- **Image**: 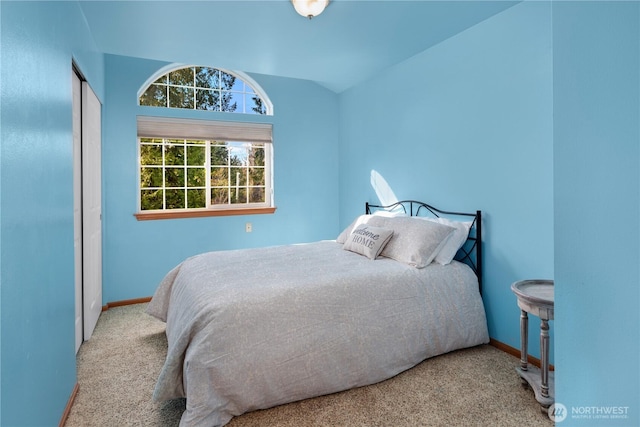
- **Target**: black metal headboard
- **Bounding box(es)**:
[365,200,483,294]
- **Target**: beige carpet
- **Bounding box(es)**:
[65,304,553,427]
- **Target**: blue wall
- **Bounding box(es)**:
[339,1,554,361]
[0,1,104,425]
[101,55,340,303]
[553,2,639,425]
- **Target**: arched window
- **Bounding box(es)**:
[139,66,271,115]
[135,66,275,221]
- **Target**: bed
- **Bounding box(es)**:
[146,200,489,426]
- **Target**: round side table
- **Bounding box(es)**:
[511,279,554,409]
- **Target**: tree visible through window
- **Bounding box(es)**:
[140,66,267,114]
[136,67,273,220]
[139,137,269,211]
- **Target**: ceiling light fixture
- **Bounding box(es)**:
[291,0,329,19]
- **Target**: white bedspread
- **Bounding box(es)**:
[147,241,489,426]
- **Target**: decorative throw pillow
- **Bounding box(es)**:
[336,210,407,244]
[336,215,381,243]
[342,224,394,260]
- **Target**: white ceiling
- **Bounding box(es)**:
[79,0,518,93]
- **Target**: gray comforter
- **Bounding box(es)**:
[146,241,489,426]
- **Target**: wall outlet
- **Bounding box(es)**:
[245,222,252,233]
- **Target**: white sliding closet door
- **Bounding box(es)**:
[72,72,83,353]
[81,80,103,342]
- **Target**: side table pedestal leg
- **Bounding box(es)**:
[540,319,550,399]
[520,310,529,369]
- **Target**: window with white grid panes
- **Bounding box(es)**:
[139,67,267,115]
[139,138,271,212]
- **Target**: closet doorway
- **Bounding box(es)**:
[72,66,103,354]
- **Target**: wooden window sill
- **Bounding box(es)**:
[135,207,276,221]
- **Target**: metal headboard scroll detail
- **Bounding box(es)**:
[365,200,483,295]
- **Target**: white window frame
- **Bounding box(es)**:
[137,65,273,115]
[135,116,275,220]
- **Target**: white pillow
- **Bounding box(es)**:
[421,217,473,265]
[372,209,407,217]
[342,224,394,260]
[375,216,455,268]
[337,215,456,267]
